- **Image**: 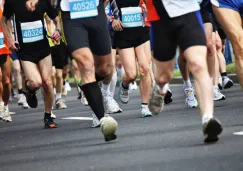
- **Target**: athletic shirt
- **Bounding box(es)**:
[199,0,213,13]
[147,0,160,21]
[114,0,148,40]
[3,0,58,55]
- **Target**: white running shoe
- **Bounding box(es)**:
[0,105,4,120]
[65,81,72,92]
[18,94,25,105]
[20,95,29,109]
[100,114,118,142]
[62,87,68,96]
[184,86,198,108]
[55,99,67,109]
[222,77,234,89]
[103,92,122,114]
[129,81,138,90]
[92,113,100,128]
[218,76,223,90]
[213,86,226,101]
[51,112,56,119]
[141,104,153,118]
[3,108,12,122]
[119,83,129,103]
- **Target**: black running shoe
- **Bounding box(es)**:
[24,81,38,108]
[77,92,82,100]
[164,90,173,104]
[203,118,223,143]
[44,116,58,129]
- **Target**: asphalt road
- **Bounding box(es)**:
[0,84,243,171]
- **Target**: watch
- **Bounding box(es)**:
[109,17,114,23]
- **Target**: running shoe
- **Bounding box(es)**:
[103,91,122,114]
[184,86,198,108]
[148,86,165,115]
[3,108,12,122]
[80,92,89,106]
[24,82,38,108]
[213,86,226,101]
[65,81,72,92]
[141,104,153,118]
[51,112,56,119]
[218,76,223,90]
[18,94,25,105]
[44,115,57,129]
[55,98,67,109]
[92,113,101,128]
[119,83,129,103]
[203,118,222,143]
[164,88,173,104]
[62,87,68,96]
[222,76,234,89]
[100,114,118,142]
[22,100,30,109]
[0,105,4,120]
[77,92,82,100]
[129,81,138,90]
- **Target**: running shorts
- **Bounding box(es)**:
[200,9,217,32]
[51,41,68,69]
[114,27,150,49]
[151,0,206,62]
[11,51,19,61]
[0,54,8,66]
[62,3,111,56]
[211,0,243,16]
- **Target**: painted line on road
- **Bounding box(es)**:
[62,117,92,121]
[9,112,16,115]
[233,131,243,135]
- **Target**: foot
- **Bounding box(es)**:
[3,109,12,122]
[203,118,222,143]
[92,113,101,128]
[62,87,68,96]
[184,86,198,108]
[55,98,67,109]
[44,114,58,129]
[81,94,89,106]
[21,95,29,109]
[103,92,122,114]
[0,105,4,120]
[119,83,129,104]
[100,114,118,142]
[77,92,82,100]
[148,86,165,115]
[129,82,138,90]
[65,81,72,92]
[222,76,234,89]
[213,86,226,101]
[164,88,173,104]
[18,94,25,105]
[51,112,56,119]
[24,83,38,108]
[141,104,153,118]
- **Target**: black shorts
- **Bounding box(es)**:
[151,0,206,62]
[62,3,111,56]
[114,27,150,49]
[200,9,217,32]
[17,47,51,64]
[51,42,68,69]
[0,54,8,66]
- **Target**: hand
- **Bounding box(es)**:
[25,0,39,12]
[112,19,123,31]
[9,39,19,51]
[50,30,61,42]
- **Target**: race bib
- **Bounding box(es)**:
[21,20,44,43]
[69,0,98,19]
[105,2,110,14]
[121,7,143,28]
[0,32,5,49]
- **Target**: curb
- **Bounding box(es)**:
[70,74,239,87]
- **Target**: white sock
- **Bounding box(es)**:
[202,114,213,124]
[0,102,4,107]
[156,83,169,94]
[55,93,61,101]
[183,79,192,88]
[4,105,9,112]
[109,71,117,97]
[102,82,110,95]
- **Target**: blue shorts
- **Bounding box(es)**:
[11,51,19,61]
[211,0,243,16]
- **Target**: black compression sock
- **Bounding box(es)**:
[44,112,51,118]
[81,82,105,120]
[18,89,23,94]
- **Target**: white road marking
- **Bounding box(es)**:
[233,131,243,135]
[62,117,92,121]
[9,112,16,115]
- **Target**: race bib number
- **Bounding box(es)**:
[121,7,143,28]
[105,2,110,14]
[21,20,44,43]
[0,32,5,49]
[69,0,98,19]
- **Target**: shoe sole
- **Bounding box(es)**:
[224,81,233,89]
[107,109,123,114]
[214,96,226,101]
[105,134,117,142]
[204,119,223,143]
[142,114,153,118]
[44,124,58,129]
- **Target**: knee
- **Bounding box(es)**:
[155,73,172,85]
[96,63,114,77]
[206,40,214,56]
[2,77,10,87]
[42,77,53,89]
[75,53,94,72]
[231,33,243,60]
[13,65,21,74]
[56,71,63,80]
[126,70,137,82]
[139,64,150,78]
[28,78,42,89]
[216,40,222,52]
[189,60,205,74]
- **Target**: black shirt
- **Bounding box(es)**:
[3,0,58,55]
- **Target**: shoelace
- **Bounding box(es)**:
[141,106,151,114]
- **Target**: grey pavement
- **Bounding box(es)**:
[0,85,243,171]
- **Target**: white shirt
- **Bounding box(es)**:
[162,0,200,18]
[60,0,100,11]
